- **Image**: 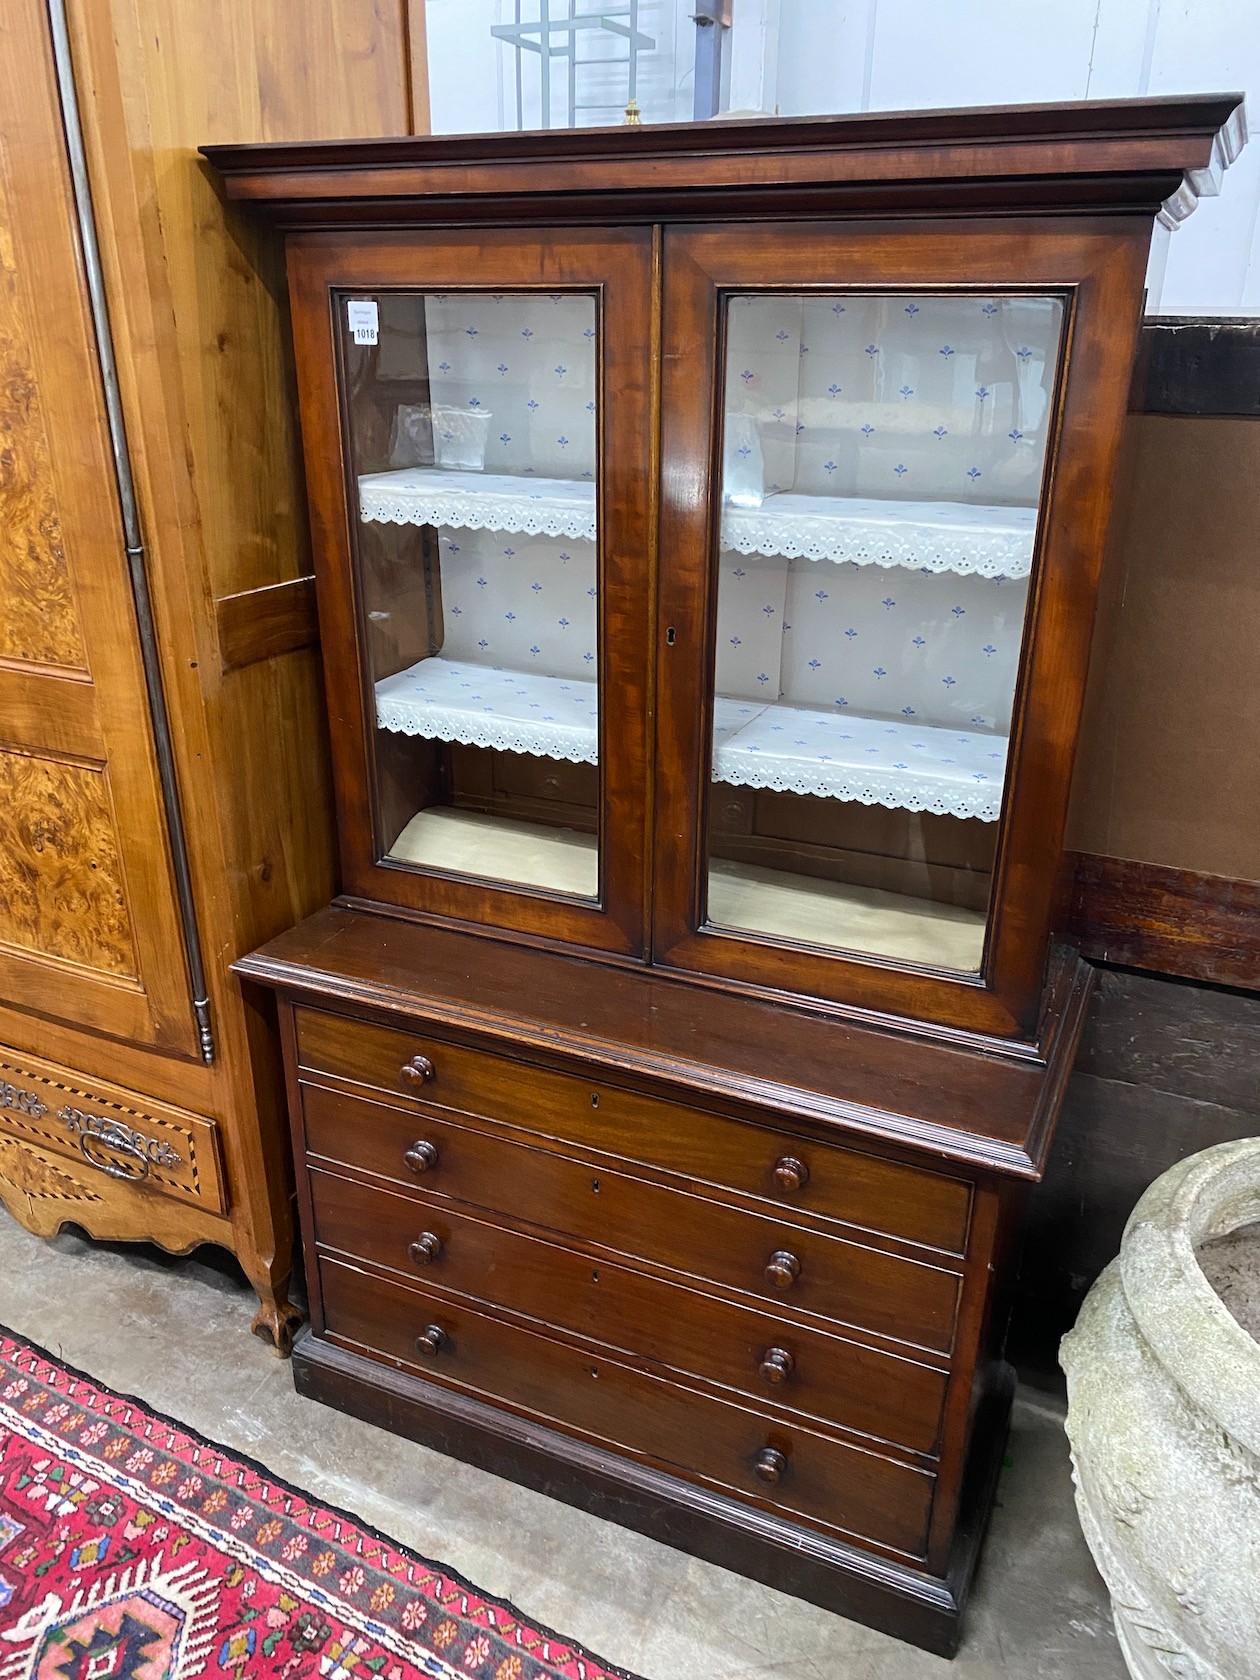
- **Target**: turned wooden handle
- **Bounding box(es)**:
[764,1249,801,1290]
[403,1139,439,1175]
[409,1232,443,1266]
[773,1155,809,1192]
[753,1447,788,1485]
[759,1346,795,1384]
[415,1324,447,1357]
[400,1054,436,1085]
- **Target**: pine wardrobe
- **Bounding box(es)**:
[212,97,1243,1651]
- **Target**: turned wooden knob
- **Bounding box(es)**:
[403,1139,439,1175]
[764,1250,801,1290]
[759,1346,795,1385]
[415,1324,447,1357]
[409,1232,443,1266]
[753,1447,788,1485]
[400,1054,436,1085]
[773,1155,809,1193]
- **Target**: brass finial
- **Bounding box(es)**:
[623,98,641,126]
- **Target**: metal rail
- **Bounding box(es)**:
[492,1,653,129]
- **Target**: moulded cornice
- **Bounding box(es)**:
[203,93,1246,231]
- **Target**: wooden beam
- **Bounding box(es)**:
[1068,853,1260,990]
[404,0,431,137]
[216,576,319,672]
[1130,318,1260,416]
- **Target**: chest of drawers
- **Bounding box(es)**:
[289,998,977,1563]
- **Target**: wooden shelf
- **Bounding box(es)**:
[358,468,1035,577]
[712,697,1008,822]
[373,657,599,764]
[374,659,1006,819]
[720,491,1037,577]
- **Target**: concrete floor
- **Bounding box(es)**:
[0,1207,1128,1679]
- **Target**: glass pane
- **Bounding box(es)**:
[340,290,600,899]
[706,292,1065,972]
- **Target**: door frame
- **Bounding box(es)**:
[651,217,1150,1038]
[285,227,656,958]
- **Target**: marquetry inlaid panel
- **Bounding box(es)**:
[0,159,87,672]
[0,1045,226,1213]
[0,748,138,976]
[0,1132,101,1208]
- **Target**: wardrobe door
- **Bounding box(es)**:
[0,0,200,1055]
[287,229,654,957]
[653,220,1148,1036]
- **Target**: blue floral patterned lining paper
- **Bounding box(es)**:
[356,290,1063,826]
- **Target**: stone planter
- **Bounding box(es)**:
[1062,1138,1260,1680]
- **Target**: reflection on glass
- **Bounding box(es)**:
[706,292,1064,972]
[341,291,600,898]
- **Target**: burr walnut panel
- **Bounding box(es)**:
[0,153,86,672]
[0,748,138,977]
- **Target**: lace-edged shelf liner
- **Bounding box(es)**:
[711,697,1008,821]
[357,469,1037,578]
[359,469,598,541]
[721,493,1037,578]
[375,657,599,764]
[374,657,1008,820]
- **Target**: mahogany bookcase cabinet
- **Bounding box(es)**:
[211,97,1243,1653]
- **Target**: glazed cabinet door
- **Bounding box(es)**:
[286,230,654,956]
[653,221,1148,1035]
[0,0,201,1055]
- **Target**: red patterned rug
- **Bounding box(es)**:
[0,1329,638,1680]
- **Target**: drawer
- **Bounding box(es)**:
[302,1084,961,1354]
[310,1165,949,1454]
[319,1254,936,1560]
[0,1048,225,1214]
[295,1007,971,1255]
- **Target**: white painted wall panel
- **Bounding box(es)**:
[861,0,1102,113]
[769,0,1255,313]
[426,0,503,132]
[423,0,1256,312]
[1143,0,1260,310]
